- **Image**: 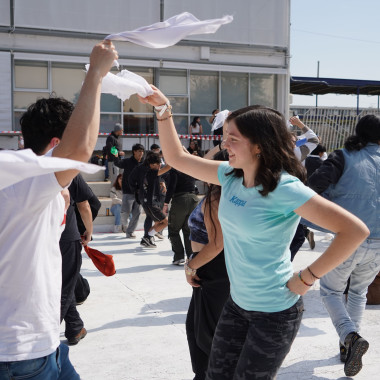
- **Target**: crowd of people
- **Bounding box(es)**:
[0,39,379,380]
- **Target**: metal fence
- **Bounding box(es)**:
[290,107,380,152]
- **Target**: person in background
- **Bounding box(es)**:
[186,149,230,380]
[209,109,223,147]
[188,139,203,157]
[110,174,123,233]
[289,116,320,257]
[189,116,203,149]
[139,85,368,379]
[129,152,171,248]
[60,174,94,346]
[305,144,327,181]
[114,143,145,238]
[165,168,199,265]
[106,123,125,184]
[308,114,380,377]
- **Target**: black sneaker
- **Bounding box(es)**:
[340,342,347,363]
[147,236,157,247]
[140,237,155,248]
[344,332,369,377]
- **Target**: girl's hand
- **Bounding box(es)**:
[186,272,201,288]
[286,272,313,295]
[137,85,169,107]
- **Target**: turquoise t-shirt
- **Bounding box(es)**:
[217,162,316,312]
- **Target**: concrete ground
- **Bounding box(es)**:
[62,229,380,380]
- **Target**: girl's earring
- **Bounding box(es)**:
[256,153,261,158]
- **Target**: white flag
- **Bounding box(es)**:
[105,12,233,48]
[0,149,104,191]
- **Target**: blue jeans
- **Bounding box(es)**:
[121,194,141,234]
[320,239,380,344]
[111,204,121,225]
[0,343,79,380]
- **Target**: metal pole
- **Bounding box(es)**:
[357,87,360,115]
[316,61,320,108]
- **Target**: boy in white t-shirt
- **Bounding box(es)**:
[0,41,118,379]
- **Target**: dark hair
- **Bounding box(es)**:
[20,97,74,154]
[226,105,306,196]
[191,116,200,126]
[212,109,219,115]
[345,114,380,151]
[144,151,161,166]
[113,174,123,190]
[132,143,145,152]
[205,149,229,243]
[150,143,160,150]
[310,144,327,155]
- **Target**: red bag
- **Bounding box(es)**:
[84,245,116,277]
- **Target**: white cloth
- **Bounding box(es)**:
[0,150,66,360]
[105,12,233,48]
[88,65,154,101]
[0,149,104,191]
[212,109,229,131]
[190,123,201,134]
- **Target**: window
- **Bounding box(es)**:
[221,72,248,110]
[190,71,218,115]
[250,74,276,108]
[51,62,86,104]
[15,60,48,89]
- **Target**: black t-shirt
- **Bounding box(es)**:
[60,174,94,242]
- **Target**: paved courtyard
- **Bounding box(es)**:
[63,229,380,379]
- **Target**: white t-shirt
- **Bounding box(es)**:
[0,171,65,361]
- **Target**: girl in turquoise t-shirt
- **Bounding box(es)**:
[138,86,369,379]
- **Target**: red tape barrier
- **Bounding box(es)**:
[0,131,222,140]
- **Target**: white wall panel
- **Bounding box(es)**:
[14,0,160,35]
[164,0,290,47]
[0,52,12,130]
[0,0,10,26]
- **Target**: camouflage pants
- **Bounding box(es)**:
[206,296,304,380]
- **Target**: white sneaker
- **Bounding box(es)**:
[114,225,121,233]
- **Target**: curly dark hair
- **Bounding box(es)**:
[20,96,74,154]
[226,105,306,196]
[345,114,380,151]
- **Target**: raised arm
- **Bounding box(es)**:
[53,40,118,187]
[287,194,369,295]
[138,86,221,185]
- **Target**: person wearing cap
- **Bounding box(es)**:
[105,123,125,184]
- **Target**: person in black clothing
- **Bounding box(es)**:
[305,144,327,181]
[60,173,94,345]
[114,143,145,238]
[106,123,125,184]
[165,169,199,264]
[129,152,171,248]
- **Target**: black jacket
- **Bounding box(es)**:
[165,169,196,203]
[105,132,122,162]
[308,150,345,194]
[129,165,160,206]
[114,155,142,194]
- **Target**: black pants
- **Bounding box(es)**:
[212,127,223,147]
[186,252,230,380]
[60,239,84,338]
[290,222,306,262]
[206,297,304,380]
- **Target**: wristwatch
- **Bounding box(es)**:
[154,101,172,117]
[185,260,197,277]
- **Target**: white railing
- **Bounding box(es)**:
[290,106,380,152]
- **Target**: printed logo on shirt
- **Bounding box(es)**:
[229,195,247,207]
